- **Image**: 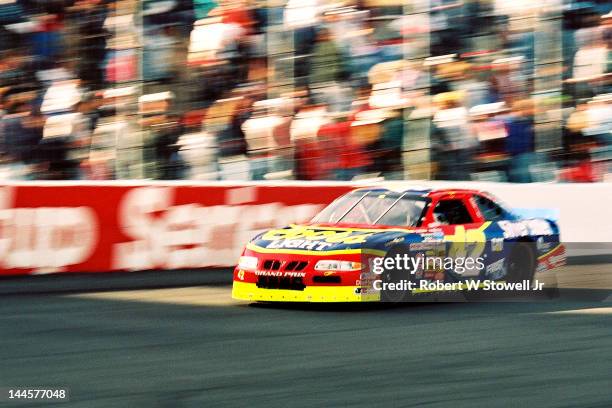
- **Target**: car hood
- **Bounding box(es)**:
[248,224,421,253]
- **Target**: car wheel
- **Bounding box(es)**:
[380,246,414,303]
[505,242,536,283]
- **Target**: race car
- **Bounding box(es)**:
[232,187,566,302]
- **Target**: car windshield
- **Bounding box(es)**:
[312,191,428,227]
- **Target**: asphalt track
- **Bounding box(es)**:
[1,265,612,408]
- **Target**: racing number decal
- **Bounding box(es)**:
[444,223,489,276]
[445,226,486,258]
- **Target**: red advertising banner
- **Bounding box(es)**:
[0,183,353,276]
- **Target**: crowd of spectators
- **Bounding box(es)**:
[0,0,610,182]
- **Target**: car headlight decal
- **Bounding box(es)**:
[238,256,258,271]
[314,260,361,271]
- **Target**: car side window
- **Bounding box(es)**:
[432,199,473,225]
[473,195,506,221]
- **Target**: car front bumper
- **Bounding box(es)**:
[232,281,380,302]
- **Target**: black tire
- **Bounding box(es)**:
[505,242,536,283]
[380,246,414,303]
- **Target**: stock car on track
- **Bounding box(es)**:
[232,187,566,302]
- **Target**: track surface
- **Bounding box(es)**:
[1,266,612,407]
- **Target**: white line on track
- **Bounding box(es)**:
[69,286,245,307]
[536,265,612,290]
[548,307,612,315]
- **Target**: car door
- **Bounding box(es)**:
[424,194,488,278]
[468,193,514,280]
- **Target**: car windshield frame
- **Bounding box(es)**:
[311,191,430,227]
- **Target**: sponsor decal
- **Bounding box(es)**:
[261,228,374,244]
[536,236,551,251]
[549,254,566,267]
[254,270,306,278]
[385,237,405,247]
[497,220,529,239]
[0,186,98,271]
[420,231,445,242]
[358,271,377,294]
[491,237,504,252]
[323,271,336,276]
[113,187,324,270]
[537,245,566,270]
[525,219,553,236]
[421,231,444,242]
[485,258,505,279]
[409,242,439,251]
[266,239,334,251]
[498,220,553,239]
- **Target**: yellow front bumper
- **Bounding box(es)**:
[232,281,380,303]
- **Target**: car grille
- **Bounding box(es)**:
[256,259,309,291]
[262,260,282,271]
[256,276,306,291]
[261,259,308,272]
[284,260,308,271]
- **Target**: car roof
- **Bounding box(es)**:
[353,187,484,198]
[426,188,484,198]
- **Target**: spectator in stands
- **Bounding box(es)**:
[449,62,492,109]
[67,0,108,90]
[571,24,609,99]
[309,28,343,87]
[505,99,535,183]
[432,91,477,180]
